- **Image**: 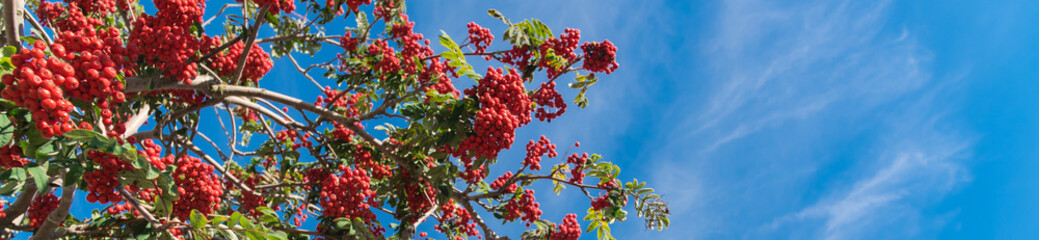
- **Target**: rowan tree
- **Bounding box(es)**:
[0,0,669,239]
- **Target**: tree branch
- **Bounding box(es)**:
[31,171,76,240]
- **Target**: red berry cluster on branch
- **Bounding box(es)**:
[236,174,268,217]
[84,151,133,204]
[590,181,627,211]
[236,107,259,123]
[501,46,533,69]
[502,189,542,225]
[436,200,479,237]
[339,32,360,51]
[3,43,77,138]
[153,0,205,27]
[418,57,460,100]
[171,156,223,220]
[344,0,373,14]
[353,145,391,179]
[449,68,532,182]
[37,2,103,31]
[567,153,589,184]
[0,145,27,169]
[549,214,581,240]
[489,171,517,193]
[581,40,619,74]
[524,136,557,170]
[204,37,274,84]
[64,0,117,14]
[28,192,60,228]
[398,167,437,214]
[467,22,493,55]
[392,15,434,75]
[367,40,401,75]
[317,166,381,234]
[132,141,172,202]
[533,81,566,122]
[53,25,130,137]
[128,0,205,84]
[540,28,581,80]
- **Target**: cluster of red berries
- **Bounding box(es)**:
[0,145,27,169]
[489,171,517,192]
[3,42,77,138]
[106,203,136,215]
[501,45,533,69]
[204,37,274,84]
[339,32,360,51]
[451,68,532,160]
[317,166,381,234]
[236,107,259,123]
[467,22,494,55]
[342,0,373,14]
[368,40,401,75]
[524,136,557,170]
[84,151,133,204]
[581,40,619,74]
[237,0,295,14]
[418,57,460,101]
[117,0,136,10]
[449,68,532,182]
[132,140,172,202]
[533,81,566,122]
[0,202,5,219]
[399,168,436,214]
[567,153,589,184]
[549,214,581,240]
[128,16,200,84]
[591,180,626,211]
[65,0,117,14]
[372,1,397,22]
[317,86,365,115]
[28,192,59,228]
[540,28,581,80]
[275,130,311,150]
[237,175,268,217]
[128,0,205,84]
[171,156,224,220]
[54,26,129,137]
[502,189,542,225]
[392,15,434,75]
[436,200,479,237]
[37,2,104,32]
[153,0,205,27]
[353,145,391,179]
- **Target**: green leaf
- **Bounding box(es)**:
[27,164,47,192]
[267,231,288,240]
[0,116,13,145]
[438,31,462,53]
[0,181,22,195]
[211,215,228,226]
[63,129,97,140]
[1,46,16,57]
[355,11,369,32]
[487,9,511,26]
[189,210,208,229]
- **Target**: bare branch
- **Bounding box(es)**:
[31,171,76,240]
[3,0,24,48]
[231,5,271,83]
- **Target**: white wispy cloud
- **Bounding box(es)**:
[639,0,973,239]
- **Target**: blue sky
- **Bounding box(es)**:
[395,0,1039,239]
[40,0,1039,239]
